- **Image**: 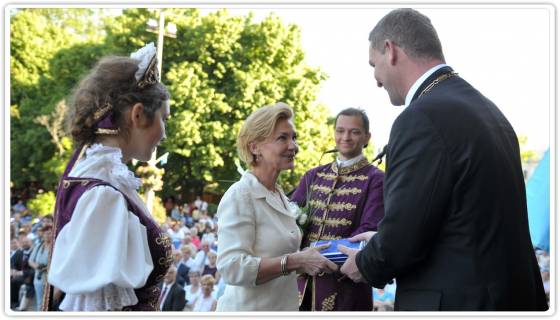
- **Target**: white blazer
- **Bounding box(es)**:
[216,171,301,311]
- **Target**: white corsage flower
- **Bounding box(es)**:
[130,42,157,81]
[288,201,303,218]
[298,214,308,226]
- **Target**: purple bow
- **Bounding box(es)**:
[94,105,119,134]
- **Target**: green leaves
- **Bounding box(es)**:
[10,8,334,197]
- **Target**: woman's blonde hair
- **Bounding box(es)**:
[207,251,217,258]
[200,274,216,285]
[237,102,294,166]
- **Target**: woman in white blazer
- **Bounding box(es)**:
[216,102,338,311]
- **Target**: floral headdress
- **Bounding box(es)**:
[130,42,160,90]
[94,43,161,136]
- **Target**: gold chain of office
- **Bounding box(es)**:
[418,72,459,98]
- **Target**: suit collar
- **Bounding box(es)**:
[409,65,455,105]
[240,171,292,217]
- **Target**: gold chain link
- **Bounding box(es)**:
[418,72,458,98]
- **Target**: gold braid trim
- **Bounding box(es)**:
[307,231,320,242]
[322,293,338,311]
[309,200,356,212]
[95,128,120,135]
[317,172,337,181]
[332,157,371,174]
[311,185,363,196]
[339,175,369,182]
[155,232,172,248]
[159,250,174,267]
[320,234,343,241]
[312,216,352,228]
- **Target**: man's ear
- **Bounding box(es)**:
[130,103,144,128]
[385,39,398,66]
[363,132,372,148]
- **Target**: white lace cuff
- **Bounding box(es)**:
[59,283,138,311]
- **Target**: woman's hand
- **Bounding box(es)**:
[290,243,338,276]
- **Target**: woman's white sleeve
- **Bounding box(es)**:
[216,186,261,287]
[49,186,154,311]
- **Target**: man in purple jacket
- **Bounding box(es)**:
[291,107,385,311]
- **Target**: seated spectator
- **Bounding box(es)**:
[21,221,36,242]
[34,226,43,244]
[200,200,208,216]
[194,196,202,211]
[41,214,54,229]
[12,213,22,229]
[538,250,550,268]
[179,219,190,234]
[201,224,216,245]
[191,275,217,312]
[192,209,200,222]
[179,244,195,269]
[10,221,19,238]
[10,237,35,310]
[171,224,185,243]
[181,203,190,218]
[29,225,52,311]
[10,237,21,258]
[158,265,186,311]
[184,270,202,311]
[13,200,25,214]
[171,204,181,222]
[177,245,192,285]
[200,251,221,284]
[190,227,201,250]
[192,240,217,270]
[373,285,395,308]
[161,222,172,236]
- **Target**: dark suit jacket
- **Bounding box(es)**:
[11,249,34,279]
[158,282,186,311]
[177,263,191,286]
[356,66,548,311]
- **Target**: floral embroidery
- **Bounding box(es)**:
[322,293,337,311]
[332,158,370,174]
[309,200,356,212]
[312,217,352,227]
[155,232,172,248]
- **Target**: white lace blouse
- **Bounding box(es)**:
[48,144,155,311]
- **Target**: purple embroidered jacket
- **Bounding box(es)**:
[42,144,172,311]
[290,157,385,311]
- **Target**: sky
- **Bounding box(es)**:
[194,5,552,155]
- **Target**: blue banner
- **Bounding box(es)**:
[526,148,550,253]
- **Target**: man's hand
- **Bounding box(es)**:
[337,245,367,283]
[348,231,377,243]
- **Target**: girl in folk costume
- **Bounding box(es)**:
[43,43,173,311]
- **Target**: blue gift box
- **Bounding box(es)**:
[309,239,367,263]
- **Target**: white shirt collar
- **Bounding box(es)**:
[405,64,448,107]
[336,153,366,168]
[163,281,175,290]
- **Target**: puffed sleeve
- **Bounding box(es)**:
[48,186,154,311]
[216,183,261,287]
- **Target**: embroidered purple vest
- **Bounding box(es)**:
[42,144,173,311]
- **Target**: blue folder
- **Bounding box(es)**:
[310,239,367,263]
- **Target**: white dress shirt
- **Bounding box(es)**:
[405,63,448,107]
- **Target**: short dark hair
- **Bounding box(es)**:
[42,214,54,222]
[369,8,445,62]
[334,107,370,134]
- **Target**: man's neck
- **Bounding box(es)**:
[398,57,446,104]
